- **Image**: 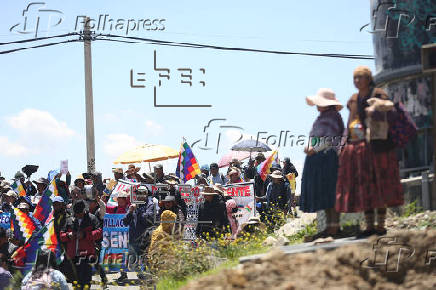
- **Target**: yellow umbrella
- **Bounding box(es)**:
[113,144,179,164]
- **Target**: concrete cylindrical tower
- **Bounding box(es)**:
[370,0,435,173]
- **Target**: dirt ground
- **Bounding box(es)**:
[183,230,436,290]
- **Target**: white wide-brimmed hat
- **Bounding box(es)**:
[306,88,343,111]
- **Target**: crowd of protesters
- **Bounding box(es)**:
[0,154,297,289]
[0,64,408,288]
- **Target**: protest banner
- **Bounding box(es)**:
[111,180,172,204]
[100,214,130,271]
[178,185,203,240]
[0,213,10,229]
[60,160,68,175]
[223,182,255,231]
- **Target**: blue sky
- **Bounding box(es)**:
[0,0,374,189]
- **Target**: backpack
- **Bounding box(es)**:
[23,269,55,289]
[388,102,417,147]
[138,226,158,254]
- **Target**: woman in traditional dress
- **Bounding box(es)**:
[300,88,344,237]
[336,66,403,237]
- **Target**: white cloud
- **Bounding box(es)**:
[0,136,30,157]
[7,109,75,138]
[145,120,163,137]
[104,133,140,157]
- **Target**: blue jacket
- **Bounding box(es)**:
[122,200,156,245]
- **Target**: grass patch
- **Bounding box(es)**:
[286,221,317,244]
[402,200,423,218]
[156,217,316,290]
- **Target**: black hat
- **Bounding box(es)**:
[32,177,49,185]
[154,164,163,169]
[270,162,281,170]
[73,200,86,214]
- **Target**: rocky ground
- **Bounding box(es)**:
[81,211,436,289]
[386,210,436,231]
[183,229,436,290]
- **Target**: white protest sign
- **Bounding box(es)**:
[222,182,255,231]
[177,185,203,240]
[60,160,68,175]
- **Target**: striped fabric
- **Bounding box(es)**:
[11,179,26,196]
[33,178,58,224]
[11,208,38,243]
[176,142,201,183]
[259,150,278,181]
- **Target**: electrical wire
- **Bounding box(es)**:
[97,33,374,60]
[0,39,80,55]
[0,31,374,60]
[0,32,79,46]
[94,36,203,49]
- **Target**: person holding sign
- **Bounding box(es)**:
[106,189,130,214]
[117,185,156,282]
[196,186,229,240]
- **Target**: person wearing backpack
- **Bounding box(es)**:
[336,66,404,237]
[21,249,68,290]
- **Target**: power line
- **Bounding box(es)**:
[0,39,80,55]
[0,31,374,60]
[96,33,374,60]
[0,32,79,46]
[94,36,204,49]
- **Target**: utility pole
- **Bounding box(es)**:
[83,17,96,173]
[432,72,436,210]
[421,43,436,209]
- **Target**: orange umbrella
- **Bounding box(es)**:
[113,144,179,164]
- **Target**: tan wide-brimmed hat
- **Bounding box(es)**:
[270,170,284,179]
[112,168,123,174]
[212,184,225,195]
[201,186,219,195]
[114,188,130,201]
[240,216,266,232]
[4,190,17,198]
[306,88,343,111]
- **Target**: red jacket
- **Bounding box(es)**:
[60,213,102,259]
